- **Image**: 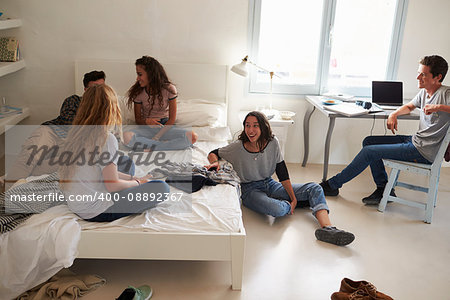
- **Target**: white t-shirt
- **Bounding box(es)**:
[64,132,119,219]
[411,85,450,162]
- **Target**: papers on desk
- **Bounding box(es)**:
[323,102,369,117]
[322,92,355,102]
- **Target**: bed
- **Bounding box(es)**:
[0,60,245,298]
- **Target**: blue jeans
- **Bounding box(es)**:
[86,157,170,222]
[117,155,135,175]
[126,124,192,151]
[240,178,329,217]
[328,135,431,189]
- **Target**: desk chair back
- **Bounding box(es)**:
[378,125,450,223]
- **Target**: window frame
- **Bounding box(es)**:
[247,0,408,97]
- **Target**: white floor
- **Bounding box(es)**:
[71,164,450,300]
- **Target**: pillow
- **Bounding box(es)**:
[118,96,136,125]
[176,99,226,127]
[119,97,227,127]
[192,126,232,141]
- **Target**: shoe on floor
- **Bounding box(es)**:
[315,226,355,246]
[116,285,153,300]
[332,278,393,300]
[331,289,381,300]
[362,187,396,206]
[319,180,339,196]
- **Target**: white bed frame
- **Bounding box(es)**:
[74,60,244,290]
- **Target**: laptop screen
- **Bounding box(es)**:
[372,81,403,106]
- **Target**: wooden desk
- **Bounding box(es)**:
[302,96,420,181]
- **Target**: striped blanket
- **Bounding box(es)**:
[0,173,65,234]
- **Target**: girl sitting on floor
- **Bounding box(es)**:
[205,111,355,246]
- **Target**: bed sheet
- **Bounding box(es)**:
[80,140,243,233]
[0,205,81,299]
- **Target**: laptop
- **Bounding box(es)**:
[372,81,403,109]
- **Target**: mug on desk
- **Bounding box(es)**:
[1,97,9,113]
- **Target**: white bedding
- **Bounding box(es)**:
[0,205,81,299]
[81,140,242,233]
[0,140,242,298]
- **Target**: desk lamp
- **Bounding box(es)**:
[231,55,280,118]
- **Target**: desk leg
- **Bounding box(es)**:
[302,105,315,167]
[322,116,336,182]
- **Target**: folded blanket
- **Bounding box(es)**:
[15,269,106,300]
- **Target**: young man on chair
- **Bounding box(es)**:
[320,55,450,205]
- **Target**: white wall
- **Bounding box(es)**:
[1,0,449,165]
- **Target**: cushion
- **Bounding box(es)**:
[119,97,227,128]
[192,126,232,141]
[176,99,226,127]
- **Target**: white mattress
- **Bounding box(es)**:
[80,140,243,233]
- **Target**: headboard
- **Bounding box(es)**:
[74,59,228,103]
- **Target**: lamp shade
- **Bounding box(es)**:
[231,61,248,77]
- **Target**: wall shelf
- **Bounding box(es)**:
[0,19,22,30]
[0,107,30,135]
[0,60,26,78]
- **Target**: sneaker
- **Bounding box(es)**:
[116,285,153,300]
[319,180,339,196]
[315,226,355,246]
[362,187,396,206]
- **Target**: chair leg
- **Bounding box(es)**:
[433,169,441,208]
[378,168,399,212]
[424,174,440,224]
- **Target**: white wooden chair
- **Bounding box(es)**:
[378,126,450,223]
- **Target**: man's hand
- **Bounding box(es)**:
[387,113,398,134]
[423,104,439,115]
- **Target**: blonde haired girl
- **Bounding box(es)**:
[60,84,169,222]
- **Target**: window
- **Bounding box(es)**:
[248,0,408,96]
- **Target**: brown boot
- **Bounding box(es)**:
[338,278,393,300]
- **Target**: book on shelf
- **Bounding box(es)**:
[0,106,23,118]
[0,37,20,62]
[323,102,369,117]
